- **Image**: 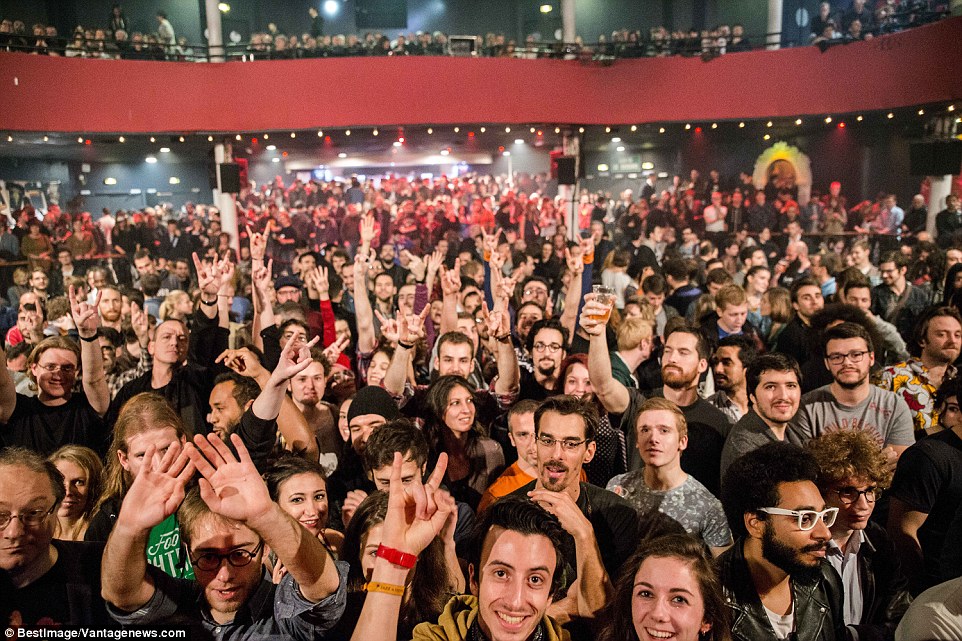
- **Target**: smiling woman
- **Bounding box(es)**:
[598,534,732,641]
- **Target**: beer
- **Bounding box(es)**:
[590,285,614,323]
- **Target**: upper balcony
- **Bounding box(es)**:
[1,16,960,135]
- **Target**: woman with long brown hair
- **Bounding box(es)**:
[48,444,103,541]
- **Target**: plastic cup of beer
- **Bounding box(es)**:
[591,285,614,323]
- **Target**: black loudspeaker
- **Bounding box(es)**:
[556,156,577,185]
[910,141,962,176]
[355,0,408,28]
[217,163,241,193]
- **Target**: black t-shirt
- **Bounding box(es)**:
[1,393,108,457]
[619,388,730,498]
[6,540,114,628]
[518,369,552,403]
[889,429,962,591]
[510,480,640,582]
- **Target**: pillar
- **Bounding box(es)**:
[928,175,953,237]
[767,0,783,50]
[561,0,576,44]
[204,0,224,62]
[213,142,239,252]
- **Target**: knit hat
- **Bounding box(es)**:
[347,385,401,425]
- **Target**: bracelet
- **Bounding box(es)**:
[376,543,417,568]
[200,298,218,306]
[495,333,512,344]
[397,340,415,350]
[79,332,99,343]
[365,581,406,596]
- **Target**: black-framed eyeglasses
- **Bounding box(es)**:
[0,505,55,530]
[825,350,869,366]
[190,541,264,572]
[536,435,591,451]
[831,486,880,505]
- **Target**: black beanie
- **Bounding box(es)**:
[347,385,401,424]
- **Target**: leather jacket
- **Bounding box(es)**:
[719,539,847,641]
[848,522,913,641]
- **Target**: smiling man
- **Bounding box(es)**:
[719,442,846,641]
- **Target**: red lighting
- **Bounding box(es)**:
[399,137,405,143]
[252,137,258,144]
[282,151,288,157]
[536,130,543,136]
[324,135,331,141]
[498,145,505,152]
[694,127,702,133]
[468,131,475,137]
[84,139,91,145]
[838,122,846,128]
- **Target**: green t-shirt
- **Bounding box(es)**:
[147,514,194,579]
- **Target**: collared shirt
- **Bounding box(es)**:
[827,530,874,627]
[875,357,957,434]
[706,390,745,423]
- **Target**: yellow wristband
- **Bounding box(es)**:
[365,581,406,596]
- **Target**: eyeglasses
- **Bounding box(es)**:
[831,486,880,505]
[533,342,563,354]
[38,364,78,375]
[536,435,591,451]
[524,288,548,297]
[825,350,869,366]
[191,541,264,572]
[0,505,55,530]
[758,507,838,531]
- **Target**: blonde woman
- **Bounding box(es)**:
[158,290,193,321]
[48,445,104,541]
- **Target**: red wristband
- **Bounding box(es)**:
[376,544,417,568]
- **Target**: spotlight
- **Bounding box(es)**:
[160,147,171,153]
[825,116,833,123]
[178,136,185,142]
[856,115,863,121]
[658,127,665,134]
[146,156,158,163]
[290,132,296,137]
[267,145,276,150]
[616,145,625,152]
[235,134,242,140]
[338,152,347,158]
[738,122,745,128]
[631,125,637,132]
[454,127,460,133]
[427,128,433,134]
[505,126,511,133]
[373,129,379,136]
[766,121,773,128]
[605,126,611,133]
[150,136,156,142]
[345,130,351,136]
[263,134,269,139]
[540,4,553,13]
[711,123,717,129]
[119,136,125,143]
[763,134,771,140]
[887,113,894,119]
[77,136,84,143]
[918,109,925,115]
[514,139,524,145]
[578,127,584,133]
[795,119,802,125]
[317,130,323,137]
[611,137,621,143]
[208,135,214,141]
[684,124,691,130]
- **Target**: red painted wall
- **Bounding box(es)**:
[1,17,960,134]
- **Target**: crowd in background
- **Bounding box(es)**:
[0,0,949,62]
[3,160,962,639]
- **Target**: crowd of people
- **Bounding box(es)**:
[0,0,949,62]
[2,165,962,641]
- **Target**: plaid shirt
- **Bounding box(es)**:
[108,349,153,399]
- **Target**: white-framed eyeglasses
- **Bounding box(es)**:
[758,506,838,531]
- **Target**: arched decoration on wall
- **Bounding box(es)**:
[753,142,813,206]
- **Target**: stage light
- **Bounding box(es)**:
[616,145,625,152]
[428,128,433,134]
[514,139,524,144]
[345,130,351,136]
[178,136,185,142]
[887,113,894,119]
[659,127,665,134]
[766,121,772,128]
[338,152,347,158]
[160,147,171,153]
[763,134,771,140]
[684,124,691,130]
[738,122,745,128]
[631,125,637,132]
[711,123,717,129]
[612,137,621,143]
[323,0,339,16]
[119,136,125,143]
[373,129,379,136]
[267,145,276,150]
[454,127,460,133]
[290,132,296,137]
[235,134,242,140]
[825,116,833,123]
[795,119,802,125]
[856,115,863,121]
[146,156,157,163]
[207,135,214,141]
[540,4,553,13]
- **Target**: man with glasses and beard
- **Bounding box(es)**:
[790,323,914,472]
[520,319,568,402]
[719,442,846,641]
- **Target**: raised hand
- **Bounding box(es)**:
[398,306,430,344]
[216,346,269,380]
[130,302,149,344]
[440,258,462,297]
[322,334,350,364]
[404,251,426,282]
[272,334,320,383]
[247,225,267,261]
[527,487,594,541]
[342,489,369,527]
[70,285,101,339]
[480,226,502,256]
[374,310,400,345]
[117,441,195,533]
[360,214,377,245]
[380,452,453,557]
[426,249,445,280]
[252,258,274,296]
[565,246,584,277]
[354,249,376,287]
[215,256,236,295]
[193,252,219,297]
[579,292,609,336]
[311,266,330,299]
[188,433,274,524]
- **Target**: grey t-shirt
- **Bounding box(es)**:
[721,410,803,481]
[789,384,915,447]
[606,471,733,548]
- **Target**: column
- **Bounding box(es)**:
[561,132,579,240]
[767,0,783,50]
[561,0,576,44]
[213,142,239,252]
[928,175,953,237]
[204,0,224,62]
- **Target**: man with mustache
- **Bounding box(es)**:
[510,395,641,622]
[707,334,756,423]
[790,323,914,472]
[719,442,846,641]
